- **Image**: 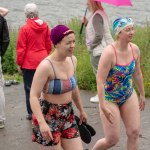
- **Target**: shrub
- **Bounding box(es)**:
[2,28,18,74]
[2,18,150,97]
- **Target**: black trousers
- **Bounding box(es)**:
[22,69,35,115]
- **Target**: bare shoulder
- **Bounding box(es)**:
[101,45,115,59]
[130,43,140,51]
[71,55,77,65]
[71,55,77,61]
[36,58,51,75]
[99,44,115,66]
[130,43,140,58]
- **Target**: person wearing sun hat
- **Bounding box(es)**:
[92,17,145,149]
[30,24,87,149]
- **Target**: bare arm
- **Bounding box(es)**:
[30,62,49,124]
[0,7,9,16]
[30,60,53,141]
[132,44,145,110]
[96,46,114,123]
[72,86,86,112]
[72,56,87,124]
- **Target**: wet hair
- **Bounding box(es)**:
[24,3,39,18]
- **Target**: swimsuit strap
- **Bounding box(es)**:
[46,57,75,79]
[111,44,117,64]
[71,57,76,74]
[45,59,57,78]
[111,43,135,65]
[129,43,135,59]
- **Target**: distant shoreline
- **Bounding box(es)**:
[1,0,150,27]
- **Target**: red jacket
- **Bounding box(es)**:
[16,18,52,69]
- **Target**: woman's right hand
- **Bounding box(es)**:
[82,16,88,26]
[101,105,113,124]
[39,121,53,142]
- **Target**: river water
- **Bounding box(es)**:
[0,0,150,27]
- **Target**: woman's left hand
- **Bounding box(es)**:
[79,111,88,125]
[17,65,22,74]
[139,94,146,111]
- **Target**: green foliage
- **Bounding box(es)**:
[133,25,150,96]
[76,50,96,91]
[4,73,22,82]
[67,17,96,91]
[2,28,18,74]
[2,18,150,97]
[68,18,150,96]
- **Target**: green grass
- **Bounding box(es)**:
[3,18,150,97]
[4,73,22,82]
[133,25,150,96]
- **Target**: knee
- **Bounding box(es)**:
[106,135,119,147]
[126,128,140,140]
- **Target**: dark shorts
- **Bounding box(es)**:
[32,99,79,146]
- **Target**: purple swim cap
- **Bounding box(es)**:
[50,25,74,45]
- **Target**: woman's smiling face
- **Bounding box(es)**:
[119,25,135,42]
[58,33,76,57]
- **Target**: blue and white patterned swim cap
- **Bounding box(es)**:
[112,17,134,36]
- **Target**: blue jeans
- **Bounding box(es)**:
[22,69,35,115]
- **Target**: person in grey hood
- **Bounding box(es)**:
[16,3,52,120]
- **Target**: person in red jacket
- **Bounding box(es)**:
[16,3,52,120]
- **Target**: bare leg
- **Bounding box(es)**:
[92,101,120,150]
[61,137,83,150]
[38,142,62,150]
[120,91,140,150]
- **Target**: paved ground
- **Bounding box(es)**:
[0,83,150,150]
